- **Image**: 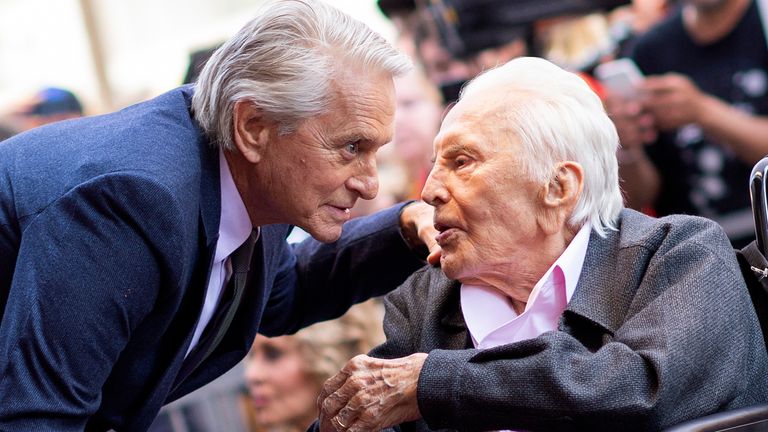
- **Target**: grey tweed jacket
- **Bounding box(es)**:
[372,209,768,432]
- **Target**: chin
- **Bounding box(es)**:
[440,255,463,281]
[306,226,343,243]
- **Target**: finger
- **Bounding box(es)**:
[318,372,352,421]
[319,369,350,404]
[320,389,349,422]
[321,366,368,423]
[334,405,361,432]
[318,412,336,432]
[427,244,441,265]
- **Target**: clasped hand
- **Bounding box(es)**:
[317,353,428,431]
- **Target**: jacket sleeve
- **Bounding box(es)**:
[0,174,186,430]
[258,203,425,336]
[417,224,767,432]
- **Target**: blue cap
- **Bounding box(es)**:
[29,87,83,116]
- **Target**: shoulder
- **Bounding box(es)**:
[1,88,212,216]
[614,209,742,293]
[618,208,731,253]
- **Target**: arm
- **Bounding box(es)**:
[642,73,768,164]
[604,94,662,209]
[258,202,434,336]
[318,223,763,431]
[0,175,185,430]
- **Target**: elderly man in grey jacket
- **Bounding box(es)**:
[316,57,768,432]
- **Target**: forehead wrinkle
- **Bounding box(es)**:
[328,75,395,145]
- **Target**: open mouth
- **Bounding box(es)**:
[434,222,458,245]
[327,205,352,219]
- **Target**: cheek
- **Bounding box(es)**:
[272,373,320,421]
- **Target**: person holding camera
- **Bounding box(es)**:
[610,0,768,247]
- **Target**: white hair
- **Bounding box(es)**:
[460,57,623,236]
[192,0,411,150]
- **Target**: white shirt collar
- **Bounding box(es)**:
[215,148,253,262]
[552,221,591,303]
[460,223,592,347]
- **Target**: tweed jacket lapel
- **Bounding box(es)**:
[562,210,657,338]
[435,279,472,350]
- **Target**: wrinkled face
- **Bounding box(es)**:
[256,69,396,242]
[421,93,545,283]
[244,335,319,429]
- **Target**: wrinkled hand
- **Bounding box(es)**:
[317,353,428,432]
[604,91,657,149]
[641,73,707,130]
[400,201,441,265]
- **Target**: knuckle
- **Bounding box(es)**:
[321,396,338,413]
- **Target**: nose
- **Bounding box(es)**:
[421,167,448,206]
[346,156,379,200]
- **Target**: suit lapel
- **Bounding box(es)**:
[436,279,473,349]
[564,211,641,336]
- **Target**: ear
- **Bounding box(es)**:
[537,161,584,234]
[232,100,273,164]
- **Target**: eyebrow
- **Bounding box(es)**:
[336,132,388,146]
[436,140,479,162]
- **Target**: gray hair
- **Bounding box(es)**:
[460,57,623,236]
[192,0,411,150]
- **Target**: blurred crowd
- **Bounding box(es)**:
[1,0,766,429]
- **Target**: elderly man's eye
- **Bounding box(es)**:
[455,156,469,168]
[345,141,360,155]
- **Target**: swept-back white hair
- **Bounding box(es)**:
[460,57,623,236]
[192,0,411,150]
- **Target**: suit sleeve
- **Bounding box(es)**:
[258,203,425,336]
[0,174,185,430]
[417,226,765,431]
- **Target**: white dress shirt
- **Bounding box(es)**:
[186,149,253,356]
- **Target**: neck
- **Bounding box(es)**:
[465,225,578,314]
[224,150,273,227]
[683,0,750,44]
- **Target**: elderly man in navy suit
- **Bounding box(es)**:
[317,57,768,431]
[0,1,438,430]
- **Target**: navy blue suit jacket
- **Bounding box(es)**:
[0,87,423,431]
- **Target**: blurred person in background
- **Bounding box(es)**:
[183,45,221,85]
[391,67,444,200]
[0,0,438,430]
[535,13,616,74]
[413,23,529,104]
[608,0,675,56]
[0,122,17,142]
[1,86,84,132]
[243,301,384,432]
[610,0,768,247]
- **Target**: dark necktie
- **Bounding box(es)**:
[197,229,258,363]
[176,229,259,383]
